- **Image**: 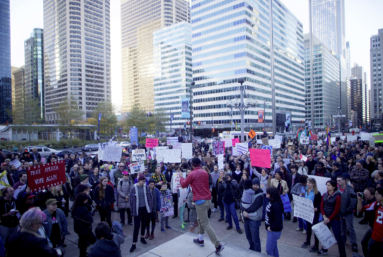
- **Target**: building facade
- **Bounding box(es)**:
[0,0,11,124]
[43,0,111,123]
[350,77,365,128]
[191,0,305,133]
[120,0,190,114]
[11,66,26,113]
[153,22,192,129]
[24,29,44,120]
[370,29,383,127]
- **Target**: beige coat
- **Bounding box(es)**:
[267,178,289,195]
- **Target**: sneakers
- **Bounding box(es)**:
[237,228,243,234]
[141,238,147,244]
[218,218,224,222]
[193,238,204,247]
[215,244,224,255]
[302,230,306,234]
[296,228,303,231]
[317,248,328,255]
[309,246,318,252]
[181,224,185,230]
[226,226,233,230]
[301,242,310,248]
[129,244,136,253]
[212,208,218,213]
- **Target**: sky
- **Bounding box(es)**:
[10,0,383,108]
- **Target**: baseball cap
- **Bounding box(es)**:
[46,198,59,206]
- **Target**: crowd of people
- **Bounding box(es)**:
[0,133,383,257]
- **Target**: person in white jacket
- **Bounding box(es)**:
[297,160,308,175]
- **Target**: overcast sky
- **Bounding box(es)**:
[10,0,383,107]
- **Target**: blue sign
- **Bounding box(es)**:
[97,113,103,132]
[130,127,138,144]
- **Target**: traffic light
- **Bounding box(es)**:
[187,121,190,125]
[212,128,215,132]
[198,121,201,125]
[301,120,304,123]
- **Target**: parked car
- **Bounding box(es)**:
[1,150,21,158]
[118,142,131,148]
[56,150,75,158]
[146,134,155,138]
[82,144,99,151]
[24,146,59,158]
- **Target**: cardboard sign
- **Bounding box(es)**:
[146,138,158,148]
[10,159,21,168]
[154,146,167,162]
[181,143,193,159]
[293,194,314,224]
[281,194,292,212]
[221,138,232,147]
[312,222,337,249]
[248,129,256,139]
[27,161,66,192]
[171,172,186,194]
[232,138,240,146]
[218,154,224,170]
[257,139,263,144]
[129,162,145,174]
[268,139,281,149]
[98,141,117,160]
[262,137,269,145]
[163,149,181,163]
[160,190,174,217]
[103,146,122,162]
[250,148,271,168]
[167,137,178,145]
[132,149,146,162]
[308,175,329,195]
[311,135,318,140]
[300,136,309,145]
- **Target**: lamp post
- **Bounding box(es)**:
[226,78,257,142]
[190,82,195,142]
[263,100,266,130]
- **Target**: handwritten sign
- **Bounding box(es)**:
[281,194,292,212]
[261,145,273,157]
[300,136,309,145]
[163,149,181,163]
[178,187,188,208]
[129,162,145,174]
[218,154,224,170]
[181,143,193,159]
[292,195,314,223]
[248,129,256,139]
[154,146,167,162]
[172,143,182,149]
[171,172,186,194]
[221,138,232,147]
[250,148,271,168]
[312,222,336,249]
[235,143,248,155]
[146,138,158,148]
[10,159,21,168]
[257,140,263,144]
[27,161,66,192]
[262,137,269,146]
[347,135,357,142]
[360,133,371,141]
[98,141,117,160]
[232,138,240,146]
[311,135,318,140]
[167,137,178,145]
[132,149,146,162]
[268,139,281,149]
[103,146,122,162]
[212,141,225,156]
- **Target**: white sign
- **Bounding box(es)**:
[167,137,178,146]
[235,143,248,155]
[132,149,146,162]
[154,147,167,162]
[317,140,323,145]
[312,222,337,249]
[308,175,328,195]
[293,195,314,224]
[274,135,283,141]
[172,143,182,149]
[129,162,145,174]
[181,143,193,159]
[171,172,186,194]
[221,138,232,147]
[300,155,307,162]
[331,137,336,144]
[300,136,309,145]
[256,140,263,145]
[347,135,358,142]
[98,142,117,160]
[268,139,281,149]
[163,149,181,163]
[360,133,371,141]
[10,159,21,168]
[370,137,375,147]
[218,154,224,170]
[103,146,122,162]
[340,136,346,140]
[178,187,188,208]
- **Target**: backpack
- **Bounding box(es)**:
[111,221,126,237]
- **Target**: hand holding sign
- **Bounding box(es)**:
[146,138,158,148]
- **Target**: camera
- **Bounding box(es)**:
[357,192,363,198]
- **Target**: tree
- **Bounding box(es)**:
[124,104,149,135]
[90,102,118,137]
[149,108,169,136]
[54,96,85,146]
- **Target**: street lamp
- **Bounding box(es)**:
[226,78,257,142]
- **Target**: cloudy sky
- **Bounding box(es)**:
[10,0,383,108]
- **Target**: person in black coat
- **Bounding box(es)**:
[265,187,284,257]
[73,193,96,257]
[94,176,114,227]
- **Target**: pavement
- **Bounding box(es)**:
[62,205,367,257]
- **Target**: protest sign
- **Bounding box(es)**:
[257,139,263,144]
[178,187,189,208]
[146,138,158,148]
[250,149,271,168]
[218,154,224,170]
[274,135,283,141]
[312,222,337,249]
[318,140,323,145]
[221,138,232,147]
[129,162,145,174]
[262,137,269,145]
[171,172,186,194]
[163,149,181,163]
[212,141,225,156]
[98,141,117,160]
[181,143,193,159]
[281,194,292,212]
[340,136,346,140]
[103,146,122,162]
[283,159,291,166]
[300,155,308,162]
[235,143,248,155]
[347,135,357,142]
[132,149,146,162]
[27,161,66,192]
[292,195,314,223]
[360,133,371,141]
[268,139,281,149]
[331,137,336,144]
[369,137,375,147]
[172,143,182,149]
[308,175,328,195]
[232,138,239,146]
[10,159,20,168]
[248,129,256,139]
[160,191,174,217]
[261,145,273,157]
[311,135,318,141]
[0,171,9,190]
[300,136,309,145]
[154,147,167,162]
[167,137,178,145]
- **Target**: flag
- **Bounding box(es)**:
[170,114,174,125]
[326,126,331,146]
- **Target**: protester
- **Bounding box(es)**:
[94,176,114,227]
[187,187,199,233]
[267,171,290,220]
[265,187,284,257]
[367,187,383,256]
[88,221,125,257]
[146,179,160,240]
[0,187,19,244]
[159,183,172,232]
[43,199,68,248]
[117,171,133,226]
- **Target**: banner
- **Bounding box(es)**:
[218,154,224,170]
[154,147,167,162]
[281,194,292,212]
[258,110,264,123]
[163,149,181,163]
[181,98,190,118]
[181,143,193,159]
[250,148,271,168]
[98,141,117,160]
[232,138,239,146]
[160,190,174,217]
[212,141,225,156]
[312,222,337,249]
[171,172,186,194]
[132,149,146,162]
[130,127,138,144]
[308,175,329,195]
[292,195,314,223]
[285,113,291,128]
[27,161,66,192]
[167,137,178,145]
[103,146,122,162]
[146,138,158,148]
[129,162,145,174]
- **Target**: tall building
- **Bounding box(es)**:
[346,41,351,77]
[304,34,340,129]
[120,0,190,114]
[191,0,305,133]
[351,64,364,79]
[0,0,11,124]
[11,66,25,113]
[370,28,383,128]
[153,22,192,128]
[309,0,346,58]
[43,0,111,123]
[24,29,44,120]
[11,66,18,108]
[350,77,366,128]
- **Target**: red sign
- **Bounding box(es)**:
[311,135,318,140]
[27,161,66,192]
[145,138,158,148]
[232,138,240,146]
[250,148,271,168]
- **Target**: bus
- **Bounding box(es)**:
[219,131,273,141]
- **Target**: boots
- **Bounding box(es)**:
[144,232,150,239]
[149,232,154,240]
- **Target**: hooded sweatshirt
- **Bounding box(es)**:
[88,233,125,257]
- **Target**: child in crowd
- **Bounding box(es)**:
[160,184,173,232]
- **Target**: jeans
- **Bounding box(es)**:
[195,200,220,248]
[298,218,307,230]
[161,216,169,229]
[324,220,346,257]
[262,194,269,220]
[223,201,240,230]
[98,205,112,227]
[133,207,149,243]
[211,187,218,209]
[219,205,225,220]
[146,211,156,233]
[362,228,373,257]
[172,193,178,216]
[78,230,96,257]
[266,230,281,257]
[244,219,261,252]
[367,238,383,257]
[340,213,357,245]
[119,208,132,225]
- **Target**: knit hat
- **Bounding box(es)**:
[252,178,260,186]
[138,174,146,181]
[122,171,129,175]
[244,179,253,189]
[80,174,89,182]
[191,157,202,167]
[149,179,156,184]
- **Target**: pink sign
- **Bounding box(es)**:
[249,148,271,168]
[311,135,318,140]
[232,138,240,147]
[145,138,158,148]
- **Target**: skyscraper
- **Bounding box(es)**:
[11,66,25,114]
[350,64,369,127]
[120,0,190,114]
[43,0,111,123]
[370,29,383,127]
[24,29,44,120]
[191,0,305,133]
[0,0,11,124]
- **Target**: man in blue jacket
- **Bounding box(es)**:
[146,179,161,240]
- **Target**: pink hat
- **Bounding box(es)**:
[122,171,129,175]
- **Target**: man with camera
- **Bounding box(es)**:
[357,187,376,257]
